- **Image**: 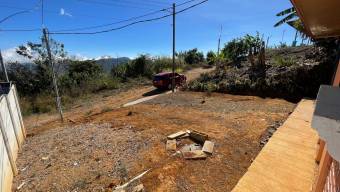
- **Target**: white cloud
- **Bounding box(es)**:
[68,53,91,61]
[60,8,72,17]
[1,48,32,64]
[95,55,112,60]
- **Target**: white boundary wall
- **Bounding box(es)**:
[0,84,25,192]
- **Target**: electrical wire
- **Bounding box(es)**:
[106,0,171,7]
[75,0,160,10]
[0,28,41,32]
[49,0,208,35]
[51,7,170,32]
[0,0,42,24]
[50,0,201,33]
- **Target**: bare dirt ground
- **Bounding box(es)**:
[13,67,296,192]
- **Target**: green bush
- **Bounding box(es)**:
[222,33,262,62]
[273,56,296,67]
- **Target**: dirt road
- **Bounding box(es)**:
[13,86,295,191]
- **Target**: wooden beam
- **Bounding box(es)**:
[333,59,340,86]
[316,139,325,163]
[313,145,332,192]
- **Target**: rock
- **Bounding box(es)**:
[182,150,207,160]
[167,131,186,140]
[181,144,202,153]
[189,130,208,144]
[202,141,214,154]
[132,184,145,192]
[166,140,177,151]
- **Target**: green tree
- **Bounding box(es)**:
[68,60,102,85]
[16,37,67,94]
[184,48,204,65]
[222,34,262,62]
[206,51,216,66]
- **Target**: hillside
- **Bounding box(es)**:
[188,46,336,102]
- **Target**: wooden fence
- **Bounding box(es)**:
[0,83,25,192]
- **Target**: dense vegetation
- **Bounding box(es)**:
[188,34,338,102]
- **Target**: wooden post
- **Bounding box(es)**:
[313,145,332,192]
[316,139,325,163]
[171,3,176,93]
[332,58,340,86]
[43,28,64,122]
[0,104,18,175]
[0,49,9,82]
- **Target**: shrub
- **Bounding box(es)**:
[273,56,296,67]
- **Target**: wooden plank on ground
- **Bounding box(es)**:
[232,99,319,192]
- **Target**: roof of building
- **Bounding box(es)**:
[291,0,340,38]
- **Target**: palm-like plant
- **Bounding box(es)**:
[275,7,310,44]
[274,7,298,28]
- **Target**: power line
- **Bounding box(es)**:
[0,4,122,21]
[50,0,202,33]
[0,0,42,25]
[0,28,40,32]
[75,0,160,10]
[49,0,208,35]
[106,0,171,7]
[51,7,170,32]
[177,0,197,6]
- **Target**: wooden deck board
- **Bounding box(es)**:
[232,100,318,192]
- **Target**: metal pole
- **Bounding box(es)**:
[0,49,9,82]
[43,28,64,122]
[172,3,176,93]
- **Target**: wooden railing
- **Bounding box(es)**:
[313,59,340,192]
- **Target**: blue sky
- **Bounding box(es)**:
[0,0,296,60]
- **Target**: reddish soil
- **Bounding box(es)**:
[13,90,295,192]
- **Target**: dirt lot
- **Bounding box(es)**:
[13,89,295,191]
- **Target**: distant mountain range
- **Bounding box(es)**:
[94,57,130,73]
[7,56,131,74]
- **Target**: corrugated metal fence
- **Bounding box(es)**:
[0,83,25,192]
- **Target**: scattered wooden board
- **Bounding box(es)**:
[166,140,177,151]
[182,150,207,160]
[167,131,186,140]
[202,141,214,154]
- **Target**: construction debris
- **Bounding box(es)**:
[166,140,177,151]
[181,143,202,152]
[202,141,215,154]
[189,130,208,144]
[166,130,214,160]
[182,150,207,160]
[132,184,145,192]
[114,169,150,191]
[167,131,187,140]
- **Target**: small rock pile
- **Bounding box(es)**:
[166,130,215,160]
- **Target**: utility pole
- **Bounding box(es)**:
[172,3,176,93]
[217,25,222,56]
[43,28,64,122]
[292,30,298,47]
[0,49,9,82]
[266,36,271,49]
